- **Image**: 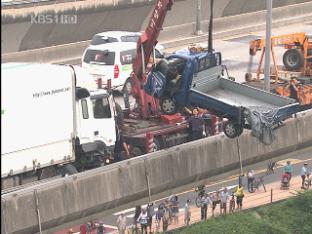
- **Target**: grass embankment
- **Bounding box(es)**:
[175,191,312,234]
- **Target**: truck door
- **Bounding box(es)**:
[77,94,116,148]
[90,94,116,147]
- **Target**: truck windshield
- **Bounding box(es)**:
[92,97,112,119]
[83,50,115,65]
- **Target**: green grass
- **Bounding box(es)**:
[175,191,312,234]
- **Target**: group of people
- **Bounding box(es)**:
[281,161,310,189]
[197,186,245,220]
[117,196,180,234]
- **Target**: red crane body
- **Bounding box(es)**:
[131,0,173,119]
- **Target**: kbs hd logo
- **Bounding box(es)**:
[31,14,77,24]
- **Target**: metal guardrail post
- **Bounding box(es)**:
[144,159,152,203]
[34,189,42,234]
[236,138,244,177]
[194,0,202,35]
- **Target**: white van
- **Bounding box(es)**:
[90,31,165,58]
[82,42,136,93]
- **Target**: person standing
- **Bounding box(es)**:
[235,185,244,211]
[162,205,170,233]
[147,202,155,233]
[210,191,220,217]
[184,199,191,226]
[80,224,87,234]
[200,194,209,220]
[114,127,129,162]
[137,208,149,234]
[220,188,229,214]
[189,108,205,141]
[247,170,255,192]
[288,77,299,102]
[116,213,127,234]
[283,161,294,184]
[301,163,309,189]
[155,207,162,234]
[133,206,141,234]
[171,196,179,225]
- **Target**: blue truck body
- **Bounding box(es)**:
[146,49,299,138]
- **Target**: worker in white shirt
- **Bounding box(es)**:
[301,163,309,189]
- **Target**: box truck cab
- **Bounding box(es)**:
[1,63,116,188]
[82,42,137,93]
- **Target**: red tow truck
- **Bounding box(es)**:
[118,0,219,156]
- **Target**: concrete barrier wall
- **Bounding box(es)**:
[1,0,311,53]
[3,2,312,63]
[2,110,312,234]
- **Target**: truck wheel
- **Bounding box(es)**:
[160,97,176,115]
[283,49,304,70]
[223,121,242,138]
[61,164,78,177]
[38,166,57,180]
[131,147,143,157]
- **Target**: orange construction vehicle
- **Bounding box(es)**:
[249,32,312,80]
[247,32,312,109]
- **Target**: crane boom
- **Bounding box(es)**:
[131,0,173,118]
[133,0,173,79]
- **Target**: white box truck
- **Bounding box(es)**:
[1,63,116,189]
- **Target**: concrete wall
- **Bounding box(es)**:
[2,110,312,234]
[2,0,311,53]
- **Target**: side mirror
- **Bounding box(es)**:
[76,88,90,100]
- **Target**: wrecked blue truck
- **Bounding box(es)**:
[144,49,299,143]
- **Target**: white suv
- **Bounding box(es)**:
[90,31,165,58]
[82,42,136,92]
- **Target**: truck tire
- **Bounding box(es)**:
[160,96,177,115]
[131,146,143,157]
[223,121,243,138]
[283,49,304,70]
[61,164,78,177]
